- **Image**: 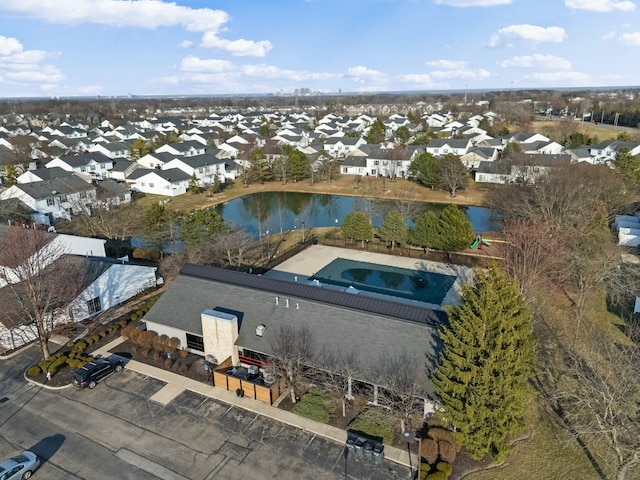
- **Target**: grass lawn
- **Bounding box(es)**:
[532,120,638,142]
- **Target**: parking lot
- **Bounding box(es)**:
[0,351,408,480]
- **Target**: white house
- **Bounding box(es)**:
[0,175,97,223]
[46,152,114,180]
[0,255,157,353]
[163,153,228,187]
[128,168,192,196]
[424,138,472,157]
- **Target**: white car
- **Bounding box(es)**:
[0,451,40,480]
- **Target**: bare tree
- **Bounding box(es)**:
[551,338,640,480]
[354,176,383,224]
[317,348,361,417]
[393,189,422,222]
[373,351,424,432]
[268,325,316,404]
[436,154,470,197]
[213,228,257,270]
[72,202,143,242]
[0,226,83,360]
[498,218,567,303]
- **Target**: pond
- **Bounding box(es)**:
[212,192,500,238]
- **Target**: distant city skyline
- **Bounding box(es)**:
[0,0,638,98]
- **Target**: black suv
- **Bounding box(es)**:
[73,358,124,389]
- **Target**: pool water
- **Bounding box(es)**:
[312,258,456,305]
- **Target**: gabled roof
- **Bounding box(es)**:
[13,175,95,199]
[53,152,113,168]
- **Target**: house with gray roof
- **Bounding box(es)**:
[46,152,114,180]
[143,263,443,410]
[128,167,191,196]
[0,174,97,223]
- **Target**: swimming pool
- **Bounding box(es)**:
[311,258,456,305]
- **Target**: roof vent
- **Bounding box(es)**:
[256,324,266,337]
[285,298,290,308]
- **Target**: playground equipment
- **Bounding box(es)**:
[470,233,491,250]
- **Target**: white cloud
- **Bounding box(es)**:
[0,35,22,56]
[346,66,387,83]
[397,74,437,85]
[525,71,591,84]
[76,85,103,95]
[565,0,636,12]
[0,0,229,32]
[178,56,234,73]
[500,54,572,70]
[4,64,64,83]
[178,40,193,49]
[489,24,567,46]
[620,32,640,44]
[200,33,272,57]
[602,31,616,40]
[430,68,491,81]
[434,0,511,6]
[240,64,338,82]
[426,59,467,69]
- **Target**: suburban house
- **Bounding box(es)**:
[162,153,230,187]
[475,153,571,184]
[0,254,158,353]
[128,167,192,196]
[143,263,445,413]
[0,175,97,223]
[324,137,367,158]
[17,167,75,184]
[423,138,472,157]
[46,152,115,180]
[156,140,207,157]
[588,140,640,163]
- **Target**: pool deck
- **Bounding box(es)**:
[263,245,475,309]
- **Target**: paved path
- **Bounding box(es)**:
[83,337,418,470]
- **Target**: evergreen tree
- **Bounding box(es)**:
[434,205,474,251]
[377,210,408,250]
[433,266,536,462]
[408,210,439,248]
[365,119,386,144]
[612,147,640,184]
[288,149,310,182]
[179,209,224,248]
[341,211,373,247]
[409,152,440,188]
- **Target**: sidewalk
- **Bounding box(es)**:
[89,337,417,470]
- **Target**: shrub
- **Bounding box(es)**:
[91,335,100,344]
[347,408,395,445]
[421,438,439,464]
[153,334,168,351]
[166,337,180,352]
[136,330,156,347]
[426,472,447,480]
[164,358,174,369]
[27,365,41,377]
[436,462,452,475]
[438,441,457,464]
[179,348,189,358]
[178,364,188,375]
[121,326,139,342]
[292,389,336,424]
[67,341,75,347]
[131,313,139,321]
[151,350,163,363]
[74,341,87,352]
[119,319,128,328]
[112,324,121,331]
[99,331,108,338]
[139,348,151,358]
[86,337,95,345]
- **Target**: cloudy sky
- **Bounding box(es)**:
[0,0,638,98]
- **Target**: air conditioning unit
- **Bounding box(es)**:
[256,324,266,337]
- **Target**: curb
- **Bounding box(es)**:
[23,371,73,390]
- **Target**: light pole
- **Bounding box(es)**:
[301,221,305,243]
[402,430,415,479]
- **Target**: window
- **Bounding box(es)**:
[79,191,87,199]
[47,198,55,206]
[149,183,154,188]
[186,333,204,352]
[374,160,379,165]
[87,297,102,315]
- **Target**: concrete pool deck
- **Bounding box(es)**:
[262,245,475,309]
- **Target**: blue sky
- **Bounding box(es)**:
[0,0,638,98]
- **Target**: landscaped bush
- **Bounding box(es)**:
[86,337,95,345]
[121,325,140,342]
[90,334,100,343]
[166,337,180,352]
[426,472,447,480]
[436,462,452,475]
[292,388,336,424]
[421,438,439,464]
[438,441,457,464]
[179,348,189,358]
[139,348,151,358]
[67,341,75,347]
[74,341,87,352]
[136,330,157,347]
[153,334,168,351]
[151,350,163,363]
[347,407,395,445]
[99,331,108,338]
[131,313,139,321]
[163,357,174,369]
[27,365,41,377]
[39,355,67,374]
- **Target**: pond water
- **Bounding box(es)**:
[212,192,500,238]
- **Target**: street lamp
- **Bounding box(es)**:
[301,221,305,243]
[402,430,415,479]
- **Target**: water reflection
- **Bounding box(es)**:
[211,192,500,238]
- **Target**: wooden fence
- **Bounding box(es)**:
[212,357,282,405]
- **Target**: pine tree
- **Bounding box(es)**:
[341,211,373,247]
[365,119,386,144]
[377,210,408,250]
[434,205,474,251]
[408,210,439,248]
[433,266,536,461]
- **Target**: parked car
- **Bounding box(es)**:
[73,358,124,389]
[0,450,40,480]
